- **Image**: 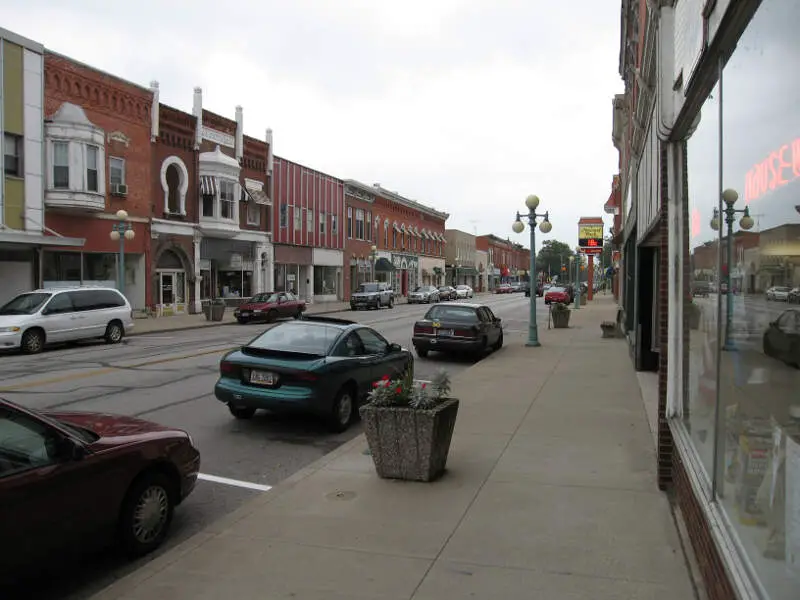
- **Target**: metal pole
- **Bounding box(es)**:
[119,227,125,297]
[574,256,581,309]
[526,210,540,347]
[723,213,735,351]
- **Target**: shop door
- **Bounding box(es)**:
[160,272,174,305]
[158,271,187,316]
[402,270,408,296]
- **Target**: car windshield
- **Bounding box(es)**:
[248,322,341,355]
[776,287,791,292]
[0,292,52,315]
[438,287,450,291]
[549,287,566,293]
[249,293,278,304]
[425,305,479,322]
[413,286,432,293]
[357,283,379,293]
[456,285,469,290]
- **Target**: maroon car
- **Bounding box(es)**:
[234,291,306,324]
[495,283,513,294]
[0,398,200,582]
[544,286,570,305]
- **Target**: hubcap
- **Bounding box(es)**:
[25,334,42,352]
[110,326,122,341]
[132,485,169,544]
[338,393,353,425]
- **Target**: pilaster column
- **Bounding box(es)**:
[306,264,315,303]
[193,235,202,313]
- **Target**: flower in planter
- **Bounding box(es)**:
[366,367,451,410]
[551,301,570,312]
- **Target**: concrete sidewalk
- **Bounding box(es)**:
[93,295,694,600]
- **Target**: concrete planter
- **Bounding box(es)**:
[601,321,618,338]
[688,304,701,330]
[359,399,459,482]
[204,303,226,321]
[551,309,571,329]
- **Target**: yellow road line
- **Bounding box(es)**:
[0,347,235,392]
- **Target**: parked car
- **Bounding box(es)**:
[788,287,800,304]
[0,398,200,582]
[763,309,800,368]
[510,282,522,292]
[214,316,413,432]
[495,283,513,294]
[412,303,503,358]
[544,286,570,305]
[233,291,306,324]
[408,285,440,304]
[0,287,134,355]
[350,282,394,310]
[692,281,711,297]
[438,286,457,301]
[455,285,474,299]
[766,286,791,302]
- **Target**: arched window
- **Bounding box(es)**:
[160,156,189,215]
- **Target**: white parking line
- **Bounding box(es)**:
[198,473,273,492]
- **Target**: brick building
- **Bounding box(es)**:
[42,51,154,310]
[149,86,273,314]
[476,234,528,288]
[272,156,343,302]
[343,181,447,299]
[444,229,477,289]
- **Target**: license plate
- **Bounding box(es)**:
[250,370,277,385]
[437,329,453,337]
[240,311,250,317]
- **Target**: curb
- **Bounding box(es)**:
[127,305,356,338]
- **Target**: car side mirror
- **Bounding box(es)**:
[57,437,86,461]
[387,343,402,353]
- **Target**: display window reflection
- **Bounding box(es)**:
[717,0,800,596]
[684,82,721,484]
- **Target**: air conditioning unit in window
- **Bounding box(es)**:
[111,183,128,196]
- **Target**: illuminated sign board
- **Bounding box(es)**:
[744,137,800,203]
[578,223,603,251]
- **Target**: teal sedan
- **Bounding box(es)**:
[214,316,413,432]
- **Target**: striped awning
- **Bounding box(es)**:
[200,175,217,196]
[245,181,271,205]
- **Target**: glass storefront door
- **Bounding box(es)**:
[157,270,187,316]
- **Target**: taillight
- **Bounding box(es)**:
[293,371,317,382]
[415,325,433,334]
[454,328,476,337]
[220,361,236,375]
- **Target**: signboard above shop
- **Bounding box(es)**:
[578,218,604,254]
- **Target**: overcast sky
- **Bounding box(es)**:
[3,0,621,254]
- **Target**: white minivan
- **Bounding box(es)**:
[0,286,135,354]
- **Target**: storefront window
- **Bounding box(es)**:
[685,81,721,484]
[314,266,338,297]
[716,1,800,595]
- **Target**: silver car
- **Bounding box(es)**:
[0,287,135,354]
[408,285,440,304]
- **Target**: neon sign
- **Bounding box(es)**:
[744,137,800,203]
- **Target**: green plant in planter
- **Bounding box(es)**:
[360,366,458,482]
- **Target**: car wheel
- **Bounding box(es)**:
[118,471,175,558]
[237,317,248,324]
[493,330,504,350]
[329,385,355,432]
[105,321,124,344]
[267,309,278,323]
[229,405,256,419]
[294,308,303,319]
[388,297,394,309]
[21,329,45,354]
[416,347,429,358]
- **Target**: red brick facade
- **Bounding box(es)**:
[42,52,153,302]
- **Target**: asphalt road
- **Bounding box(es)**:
[0,292,545,600]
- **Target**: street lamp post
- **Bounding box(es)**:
[369,245,378,281]
[573,250,581,310]
[512,195,553,347]
[109,209,135,297]
[710,188,754,351]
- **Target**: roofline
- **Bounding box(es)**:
[274,155,343,183]
[45,49,153,96]
[345,179,449,221]
[0,27,44,53]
